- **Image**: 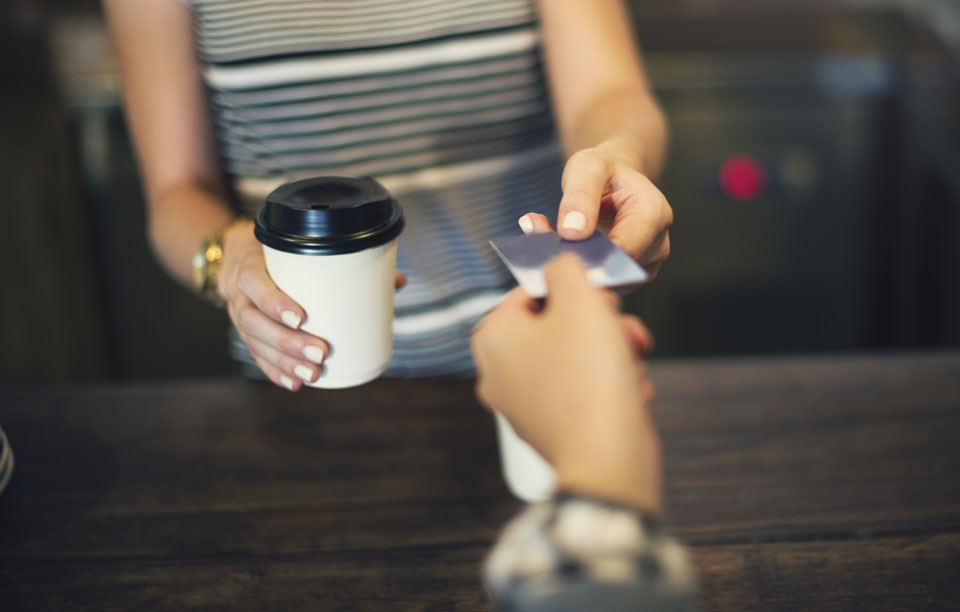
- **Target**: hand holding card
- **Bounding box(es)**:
[489,231,649,298]
[473,253,659,506]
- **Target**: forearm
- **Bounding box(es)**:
[554,429,662,516]
[148,182,235,289]
[104,0,234,290]
[535,0,669,179]
[564,89,668,179]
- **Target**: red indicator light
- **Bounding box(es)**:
[720,155,767,201]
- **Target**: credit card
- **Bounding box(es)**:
[489,232,649,298]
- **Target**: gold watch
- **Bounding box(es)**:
[193,216,248,307]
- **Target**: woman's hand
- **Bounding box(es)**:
[217,221,405,391]
[471,254,661,513]
[519,147,673,278]
[533,0,671,278]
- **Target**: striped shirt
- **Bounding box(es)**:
[189,0,564,377]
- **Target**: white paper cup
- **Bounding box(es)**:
[263,241,398,388]
[494,412,555,502]
[254,177,404,389]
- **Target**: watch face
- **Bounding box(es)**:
[205,244,223,263]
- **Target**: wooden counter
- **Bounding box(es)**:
[1,352,958,610]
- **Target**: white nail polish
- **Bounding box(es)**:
[518,215,534,234]
[561,211,587,232]
[280,375,295,391]
[281,310,301,329]
[303,345,325,364]
[294,364,314,382]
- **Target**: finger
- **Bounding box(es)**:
[601,289,621,310]
[500,286,537,312]
[245,334,320,384]
[518,213,555,235]
[471,287,534,368]
[395,271,407,290]
[542,253,597,309]
[251,353,302,392]
[635,231,670,280]
[643,262,662,280]
[472,287,532,336]
[620,314,655,356]
[232,298,329,365]
[235,259,306,330]
[607,178,673,262]
[558,150,611,240]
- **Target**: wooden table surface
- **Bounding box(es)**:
[1,352,958,611]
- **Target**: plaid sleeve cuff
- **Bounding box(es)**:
[484,495,694,610]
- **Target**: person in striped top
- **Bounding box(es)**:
[103,0,671,385]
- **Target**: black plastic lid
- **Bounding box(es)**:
[254,177,404,255]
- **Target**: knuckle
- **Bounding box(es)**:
[236,264,262,295]
[563,149,609,184]
[662,201,674,228]
[274,353,298,375]
[659,234,672,261]
[573,148,606,167]
[569,184,599,201]
[279,332,302,357]
[236,304,258,332]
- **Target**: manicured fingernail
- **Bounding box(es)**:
[518,215,534,234]
[281,310,301,329]
[280,375,295,391]
[561,211,587,232]
[294,364,315,382]
[303,345,325,364]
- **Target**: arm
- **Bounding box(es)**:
[103,0,231,286]
[471,256,695,611]
[526,0,672,276]
[537,0,667,177]
[471,256,661,512]
[103,0,333,390]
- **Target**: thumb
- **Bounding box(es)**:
[558,151,610,240]
[542,253,593,308]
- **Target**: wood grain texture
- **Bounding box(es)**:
[692,534,960,612]
[1,352,958,610]
[653,353,960,542]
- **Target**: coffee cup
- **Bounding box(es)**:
[495,412,555,502]
[254,176,404,389]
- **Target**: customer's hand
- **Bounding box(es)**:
[471,254,661,513]
[218,221,405,391]
[519,148,672,278]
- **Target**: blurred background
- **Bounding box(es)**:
[2,0,959,385]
